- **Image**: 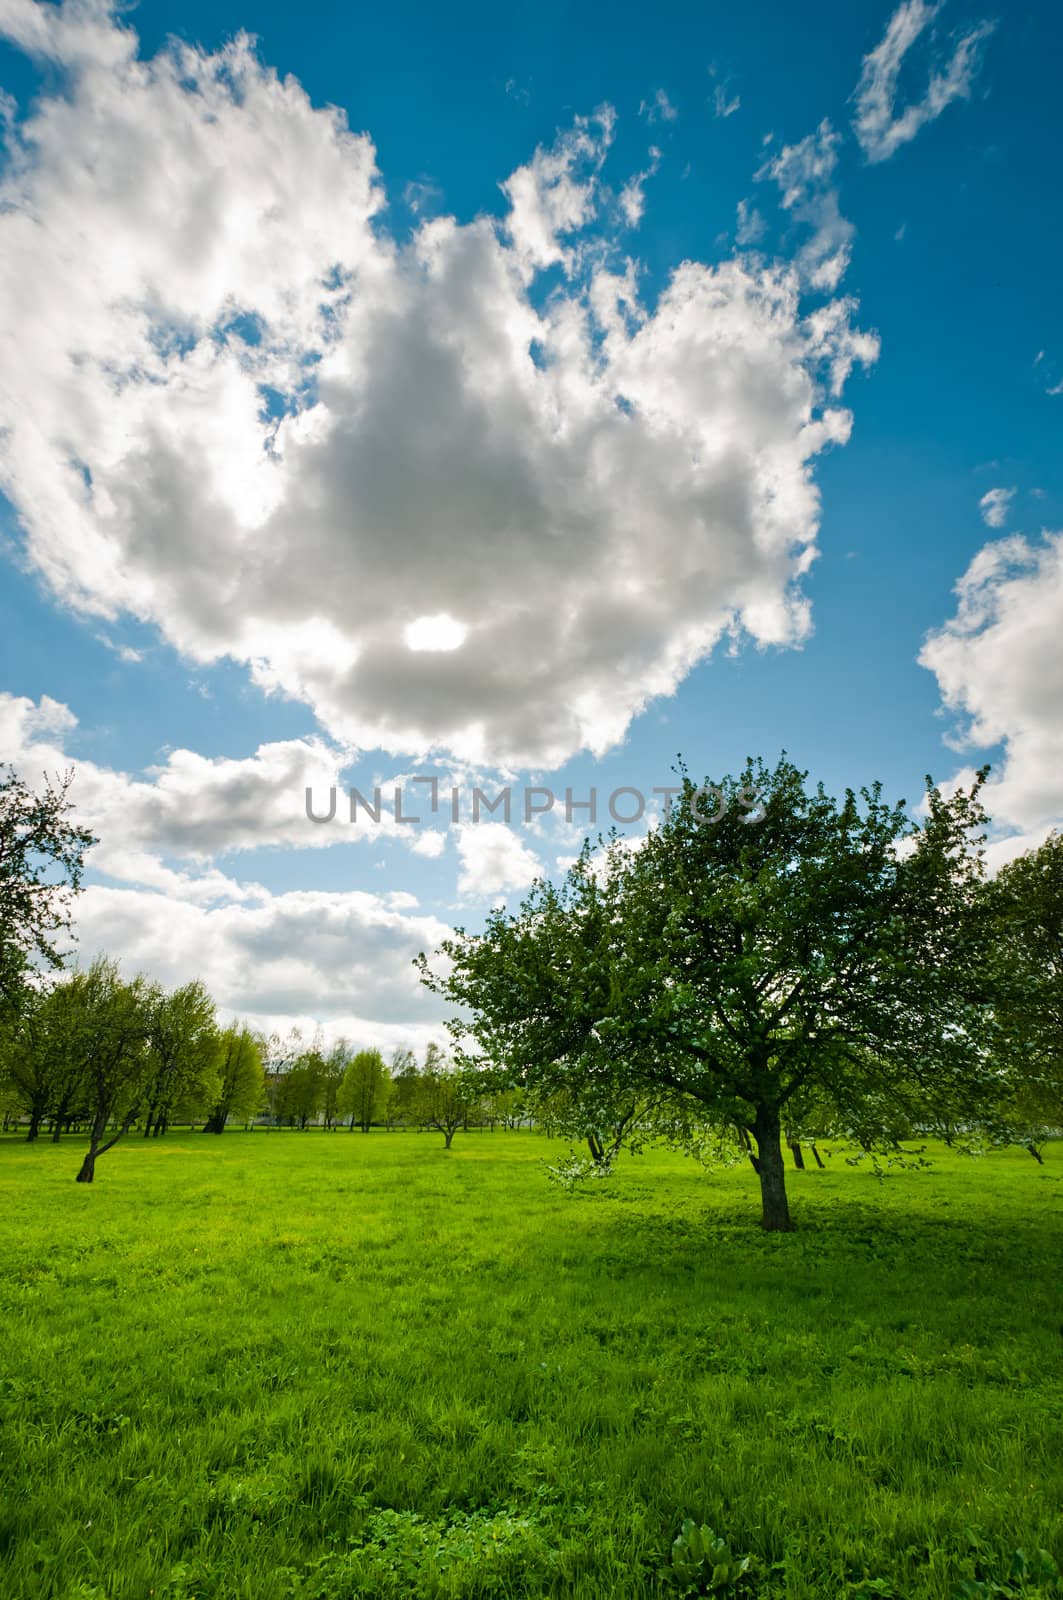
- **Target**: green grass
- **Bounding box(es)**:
[1,1131,1061,1600]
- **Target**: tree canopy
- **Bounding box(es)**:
[419,755,999,1229]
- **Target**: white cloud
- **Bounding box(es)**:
[0,3,876,771]
[0,690,368,869]
[713,85,741,120]
[74,882,451,1048]
[852,0,995,164]
[920,533,1063,848]
[404,613,468,653]
[757,121,855,292]
[735,199,766,246]
[638,88,677,124]
[617,147,660,227]
[455,823,542,897]
[978,486,1015,528]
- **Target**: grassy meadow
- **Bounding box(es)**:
[0,1130,1061,1600]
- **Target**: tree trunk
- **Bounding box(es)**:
[809,1142,825,1169]
[788,1140,806,1171]
[1026,1143,1045,1164]
[26,1108,42,1142]
[444,1128,455,1148]
[754,1104,792,1231]
[76,1147,97,1182]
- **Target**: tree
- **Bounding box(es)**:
[419,756,996,1230]
[203,1026,264,1133]
[142,981,220,1135]
[390,1047,421,1128]
[274,1048,324,1128]
[65,959,152,1182]
[984,832,1063,1159]
[415,1049,482,1148]
[0,766,95,1007]
[337,1048,391,1131]
[320,1040,349,1130]
[0,977,90,1141]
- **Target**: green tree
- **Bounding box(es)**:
[143,980,220,1136]
[1,977,90,1141]
[390,1046,421,1128]
[985,832,1063,1160]
[420,756,996,1229]
[275,1049,324,1129]
[203,1026,264,1133]
[64,959,153,1183]
[415,1050,482,1149]
[0,766,95,1008]
[337,1048,391,1131]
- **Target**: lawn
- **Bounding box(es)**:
[0,1130,1060,1599]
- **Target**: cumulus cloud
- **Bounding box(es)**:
[0,690,380,876]
[75,882,450,1048]
[920,533,1063,855]
[0,2,875,771]
[852,0,995,164]
[978,486,1015,528]
[454,822,542,897]
[0,689,452,1039]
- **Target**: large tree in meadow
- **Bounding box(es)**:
[419,756,996,1230]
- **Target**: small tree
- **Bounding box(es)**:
[66,959,152,1183]
[203,1027,264,1133]
[415,1051,481,1148]
[143,980,220,1135]
[337,1048,391,1131]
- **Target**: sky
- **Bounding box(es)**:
[1,0,1061,1052]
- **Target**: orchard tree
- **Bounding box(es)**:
[143,980,220,1135]
[0,766,95,1007]
[337,1048,391,1131]
[390,1046,421,1128]
[985,831,1063,1159]
[320,1040,349,1130]
[203,1026,265,1133]
[275,1048,324,1128]
[1,977,90,1140]
[419,756,997,1230]
[67,959,152,1182]
[415,1050,482,1148]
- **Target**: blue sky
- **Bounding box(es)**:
[1,0,1061,1048]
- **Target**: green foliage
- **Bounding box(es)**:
[0,764,96,1007]
[665,1519,753,1593]
[337,1048,392,1131]
[420,754,997,1230]
[204,1025,265,1132]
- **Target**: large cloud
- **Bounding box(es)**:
[0,0,876,768]
[920,532,1063,862]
